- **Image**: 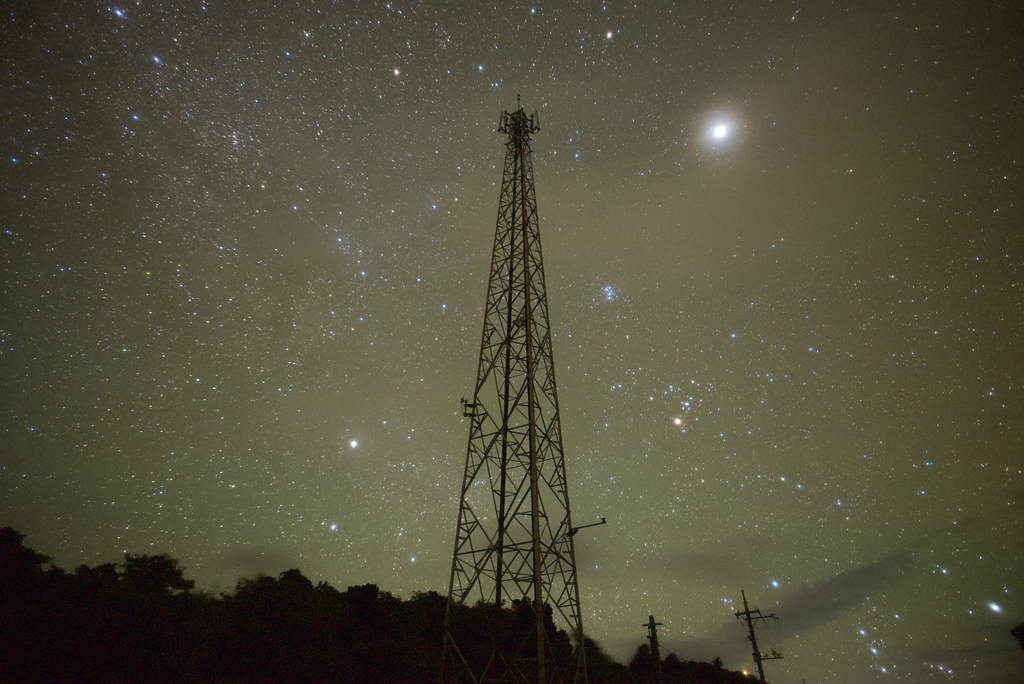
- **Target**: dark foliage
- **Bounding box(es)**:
[0,527,753,684]
[628,645,759,684]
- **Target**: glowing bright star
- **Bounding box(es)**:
[771,580,780,588]
[349,440,358,448]
[329,523,337,531]
[674,418,683,426]
[712,124,728,139]
[393,68,400,75]
[152,55,161,64]
[988,602,1003,613]
[606,31,613,39]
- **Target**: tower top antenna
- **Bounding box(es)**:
[499,98,539,135]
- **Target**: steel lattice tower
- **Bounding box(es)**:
[439,100,587,684]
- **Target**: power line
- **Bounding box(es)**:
[660,624,746,645]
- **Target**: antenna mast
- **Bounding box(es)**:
[439,99,586,684]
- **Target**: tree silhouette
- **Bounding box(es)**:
[0,527,50,579]
[583,635,632,684]
[122,553,195,594]
[0,527,755,684]
[0,527,53,680]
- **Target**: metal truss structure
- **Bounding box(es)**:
[439,100,587,684]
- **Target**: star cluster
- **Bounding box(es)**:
[2,2,1021,682]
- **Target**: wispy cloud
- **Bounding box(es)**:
[214,546,298,579]
[771,550,913,637]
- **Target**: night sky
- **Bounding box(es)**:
[2,2,1022,682]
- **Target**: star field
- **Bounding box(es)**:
[2,2,1022,682]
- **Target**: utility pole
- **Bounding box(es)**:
[439,98,586,684]
[734,590,783,683]
[642,615,663,684]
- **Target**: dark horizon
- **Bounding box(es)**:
[1,525,761,684]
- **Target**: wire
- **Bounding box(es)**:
[661,624,747,645]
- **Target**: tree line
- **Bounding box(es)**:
[0,526,756,683]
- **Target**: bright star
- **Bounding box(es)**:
[393,68,400,75]
[696,110,742,152]
[349,440,358,448]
